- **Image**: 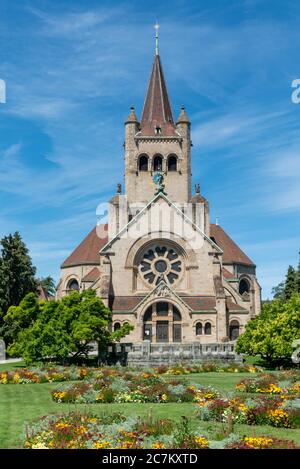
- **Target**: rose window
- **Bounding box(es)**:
[139,246,182,285]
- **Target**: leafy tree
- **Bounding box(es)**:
[236,294,300,365]
[0,293,40,346]
[37,276,56,297]
[284,265,297,300]
[0,232,36,316]
[271,281,285,301]
[6,290,133,364]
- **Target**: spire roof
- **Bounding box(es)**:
[140,55,176,136]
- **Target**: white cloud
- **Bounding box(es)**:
[1,142,22,159]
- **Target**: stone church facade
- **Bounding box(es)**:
[56,46,261,362]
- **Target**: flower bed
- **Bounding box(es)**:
[24,411,300,449]
[196,395,300,428]
[225,436,300,449]
[51,370,219,404]
[156,363,261,375]
[236,372,300,395]
[0,366,91,384]
[24,412,209,449]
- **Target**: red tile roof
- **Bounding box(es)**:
[226,299,248,312]
[81,267,101,283]
[61,225,108,268]
[140,55,177,137]
[210,224,255,266]
[222,267,236,279]
[111,296,145,311]
[180,296,216,311]
[61,223,254,269]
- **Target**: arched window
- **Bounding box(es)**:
[67,279,79,292]
[113,322,121,331]
[153,155,163,171]
[138,155,148,171]
[143,306,153,322]
[173,306,181,321]
[196,322,202,336]
[168,155,177,171]
[229,320,240,341]
[239,278,250,295]
[157,302,169,316]
[204,322,212,335]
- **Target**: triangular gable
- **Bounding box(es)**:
[131,279,193,315]
[100,192,223,254]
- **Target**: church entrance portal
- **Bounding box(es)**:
[143,302,182,343]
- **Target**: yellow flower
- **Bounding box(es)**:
[194,436,209,448]
[161,393,168,402]
[243,437,273,449]
[55,422,71,430]
[93,440,111,449]
[13,373,20,383]
[238,403,248,412]
[152,441,165,449]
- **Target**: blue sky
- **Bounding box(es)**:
[0,0,300,298]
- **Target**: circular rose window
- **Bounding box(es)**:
[139,245,182,285]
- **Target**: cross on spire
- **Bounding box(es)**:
[154,22,160,55]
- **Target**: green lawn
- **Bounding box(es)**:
[1,369,300,448]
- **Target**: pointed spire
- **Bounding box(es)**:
[140,53,176,136]
[125,105,139,124]
[176,106,190,124]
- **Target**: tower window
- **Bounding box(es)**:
[114,322,121,331]
[196,322,202,335]
[138,155,148,171]
[153,155,163,171]
[155,126,161,135]
[204,322,212,335]
[239,278,250,295]
[168,155,177,171]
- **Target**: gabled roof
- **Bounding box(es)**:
[60,217,254,270]
[100,192,222,255]
[211,224,255,267]
[222,267,236,279]
[140,54,176,137]
[61,225,108,268]
[81,267,101,283]
[226,299,248,312]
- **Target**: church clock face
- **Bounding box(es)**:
[139,245,182,286]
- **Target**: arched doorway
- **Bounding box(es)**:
[143,302,182,343]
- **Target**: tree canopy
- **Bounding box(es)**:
[236,294,300,365]
[0,232,37,316]
[272,258,300,301]
[5,289,133,364]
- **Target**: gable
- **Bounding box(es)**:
[100,193,222,255]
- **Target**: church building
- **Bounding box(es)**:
[56,35,261,362]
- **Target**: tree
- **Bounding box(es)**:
[0,292,40,346]
[236,294,300,365]
[6,289,133,364]
[37,276,56,297]
[271,281,285,301]
[284,265,297,300]
[0,232,37,316]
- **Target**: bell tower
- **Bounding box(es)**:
[124,27,192,205]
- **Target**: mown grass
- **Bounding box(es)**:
[1,369,300,448]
